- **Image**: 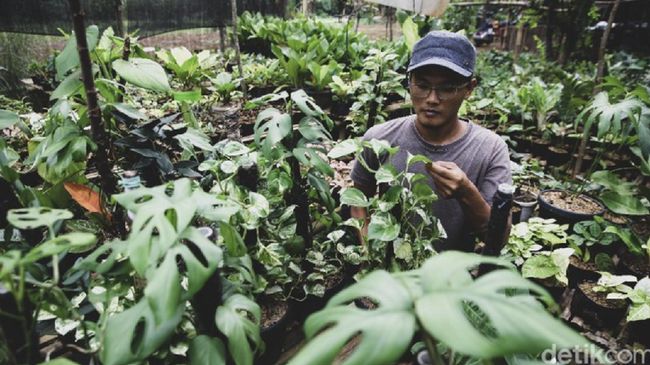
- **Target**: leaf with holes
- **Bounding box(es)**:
[327,138,363,159]
[7,208,73,230]
[113,179,199,275]
[100,300,184,365]
[215,294,262,365]
[293,148,334,177]
[254,108,291,155]
[23,232,97,263]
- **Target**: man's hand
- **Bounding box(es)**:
[425,161,471,199]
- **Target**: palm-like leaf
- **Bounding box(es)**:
[577,92,643,139]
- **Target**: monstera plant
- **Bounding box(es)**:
[288,251,592,365]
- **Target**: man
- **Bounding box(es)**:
[350,30,511,251]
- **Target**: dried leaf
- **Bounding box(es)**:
[64,182,110,219]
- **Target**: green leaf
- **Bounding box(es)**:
[219,222,247,257]
[327,139,362,159]
[23,232,96,263]
[340,188,370,207]
[375,165,397,184]
[288,271,417,365]
[144,253,182,324]
[112,102,146,120]
[215,294,262,365]
[293,148,334,177]
[628,303,650,322]
[55,25,99,79]
[112,58,171,93]
[291,89,326,117]
[8,208,73,229]
[39,359,80,365]
[599,191,649,216]
[172,89,202,102]
[221,141,250,157]
[101,300,183,365]
[368,213,400,241]
[254,108,291,154]
[0,109,20,130]
[189,335,227,365]
[50,70,83,100]
[521,255,557,279]
[401,17,420,51]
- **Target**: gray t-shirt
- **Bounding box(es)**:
[350,115,512,251]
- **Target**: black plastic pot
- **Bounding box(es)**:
[570,281,627,329]
[305,89,333,110]
[617,250,650,279]
[258,300,294,365]
[627,319,650,347]
[567,256,600,288]
[295,272,353,320]
[331,100,351,117]
[249,85,277,98]
[531,138,551,158]
[538,189,606,226]
[532,277,566,304]
[511,134,532,154]
[546,146,571,166]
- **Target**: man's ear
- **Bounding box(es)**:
[464,78,478,98]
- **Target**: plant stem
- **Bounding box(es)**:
[68,0,117,196]
[230,0,247,102]
[423,332,445,365]
[595,0,622,89]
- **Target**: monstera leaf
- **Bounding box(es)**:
[8,208,73,230]
[253,108,291,155]
[215,294,262,365]
[288,252,591,365]
[23,232,96,263]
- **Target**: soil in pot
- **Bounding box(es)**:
[546,146,570,166]
[513,191,538,223]
[538,190,605,225]
[296,270,351,319]
[568,256,600,287]
[571,281,627,329]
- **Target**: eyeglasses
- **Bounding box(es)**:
[409,81,470,101]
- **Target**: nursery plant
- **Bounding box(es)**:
[288,251,591,365]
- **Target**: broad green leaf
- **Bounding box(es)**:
[112,102,146,120]
[291,89,325,117]
[328,139,362,159]
[293,148,334,177]
[39,359,80,365]
[599,191,649,216]
[375,165,397,184]
[0,109,20,130]
[55,25,99,79]
[627,303,650,322]
[112,58,171,93]
[521,255,557,279]
[401,17,420,51]
[144,253,181,324]
[219,222,247,257]
[298,116,331,141]
[50,70,83,100]
[221,141,250,157]
[8,208,73,229]
[215,294,262,365]
[339,188,370,207]
[368,213,400,241]
[189,335,227,365]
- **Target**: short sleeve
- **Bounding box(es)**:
[478,138,512,205]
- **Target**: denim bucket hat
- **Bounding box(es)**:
[407,30,476,77]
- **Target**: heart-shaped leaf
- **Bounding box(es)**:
[112,58,171,93]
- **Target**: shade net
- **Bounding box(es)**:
[0,0,285,37]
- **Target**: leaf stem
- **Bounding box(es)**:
[423,332,445,365]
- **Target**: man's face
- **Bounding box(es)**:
[409,65,474,130]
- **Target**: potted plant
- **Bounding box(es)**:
[604,276,650,347]
[570,272,635,329]
[287,251,593,365]
[537,188,606,226]
[566,217,620,285]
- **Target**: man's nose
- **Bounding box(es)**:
[425,89,441,104]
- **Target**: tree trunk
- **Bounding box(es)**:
[559,0,595,65]
[230,0,247,101]
[595,0,621,87]
[69,0,116,195]
[218,26,226,52]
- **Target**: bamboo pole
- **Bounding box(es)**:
[68,0,116,195]
[230,0,247,101]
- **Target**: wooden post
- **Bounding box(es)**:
[595,0,621,87]
[115,0,127,37]
[230,0,247,101]
[69,0,116,195]
[218,26,226,52]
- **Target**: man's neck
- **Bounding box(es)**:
[415,117,467,145]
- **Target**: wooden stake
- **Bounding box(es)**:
[230,0,247,101]
[69,0,116,195]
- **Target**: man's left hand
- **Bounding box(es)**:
[426,161,471,199]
